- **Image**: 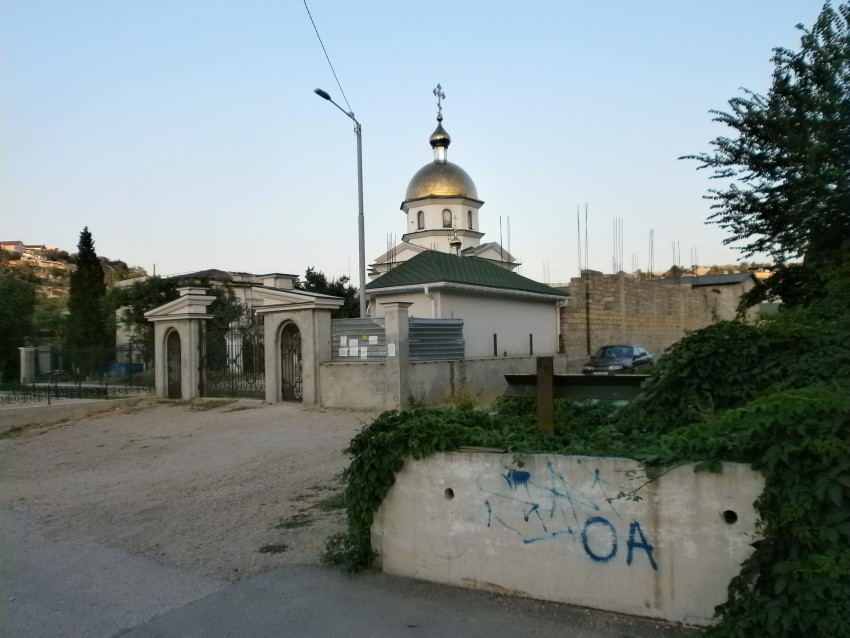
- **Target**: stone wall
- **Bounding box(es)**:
[560,273,752,358]
[320,355,574,410]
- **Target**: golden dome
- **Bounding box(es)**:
[404,116,478,201]
[404,161,478,201]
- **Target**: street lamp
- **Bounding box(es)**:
[314,88,367,318]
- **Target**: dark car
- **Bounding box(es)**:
[582,345,654,375]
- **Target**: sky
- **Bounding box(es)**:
[1,0,828,285]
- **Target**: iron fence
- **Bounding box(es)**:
[200,318,265,399]
[3,344,157,404]
[33,344,154,385]
[0,380,154,405]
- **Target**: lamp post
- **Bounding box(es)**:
[314,88,367,318]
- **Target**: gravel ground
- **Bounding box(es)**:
[0,398,700,638]
[1,398,377,583]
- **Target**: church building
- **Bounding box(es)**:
[370,86,518,276]
[365,87,567,358]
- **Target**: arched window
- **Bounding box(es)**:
[442,209,452,228]
[467,210,473,229]
[417,210,424,229]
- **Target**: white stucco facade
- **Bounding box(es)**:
[369,285,563,358]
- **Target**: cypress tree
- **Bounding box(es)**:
[66,227,109,351]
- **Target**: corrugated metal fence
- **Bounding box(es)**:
[409,318,464,361]
[332,318,387,362]
[331,317,465,362]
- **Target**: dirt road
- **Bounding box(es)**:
[1,399,377,582]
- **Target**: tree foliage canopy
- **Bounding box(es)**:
[66,227,110,349]
[683,3,850,304]
[296,267,358,318]
[0,271,37,380]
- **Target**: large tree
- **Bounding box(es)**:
[66,227,110,349]
[683,2,850,306]
[0,271,37,380]
[297,267,359,318]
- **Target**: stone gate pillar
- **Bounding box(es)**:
[258,306,335,405]
[144,287,215,400]
[19,347,36,384]
[382,302,412,410]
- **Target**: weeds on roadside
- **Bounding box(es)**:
[273,512,314,529]
[258,544,289,554]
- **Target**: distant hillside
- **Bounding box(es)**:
[0,244,147,346]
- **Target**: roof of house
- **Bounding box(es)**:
[460,241,517,262]
[365,250,567,297]
[652,272,758,287]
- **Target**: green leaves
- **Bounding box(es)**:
[67,226,110,351]
[0,271,38,380]
[682,4,850,307]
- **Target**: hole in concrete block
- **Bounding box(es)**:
[723,510,738,524]
[444,488,454,500]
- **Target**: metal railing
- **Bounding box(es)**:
[0,380,154,405]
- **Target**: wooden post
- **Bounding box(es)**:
[536,356,554,435]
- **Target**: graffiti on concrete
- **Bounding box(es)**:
[476,460,658,570]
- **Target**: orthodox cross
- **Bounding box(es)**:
[433,84,446,119]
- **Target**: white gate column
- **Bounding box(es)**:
[258,305,338,405]
[145,287,215,400]
[19,347,36,384]
[382,302,412,411]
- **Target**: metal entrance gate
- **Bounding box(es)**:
[280,322,302,401]
[200,316,265,399]
[166,330,182,399]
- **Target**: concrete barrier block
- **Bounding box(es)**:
[372,452,762,626]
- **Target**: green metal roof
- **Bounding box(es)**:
[366,251,567,297]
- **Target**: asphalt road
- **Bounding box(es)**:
[2,504,697,638]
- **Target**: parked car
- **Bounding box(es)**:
[582,345,654,375]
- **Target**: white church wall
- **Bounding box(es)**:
[370,292,437,320]
[438,292,559,358]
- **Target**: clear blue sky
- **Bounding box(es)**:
[1,1,827,283]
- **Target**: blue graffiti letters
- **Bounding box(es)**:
[581,516,618,562]
[507,470,530,488]
[476,464,659,570]
[626,521,658,570]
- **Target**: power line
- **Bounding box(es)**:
[303,1,353,113]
